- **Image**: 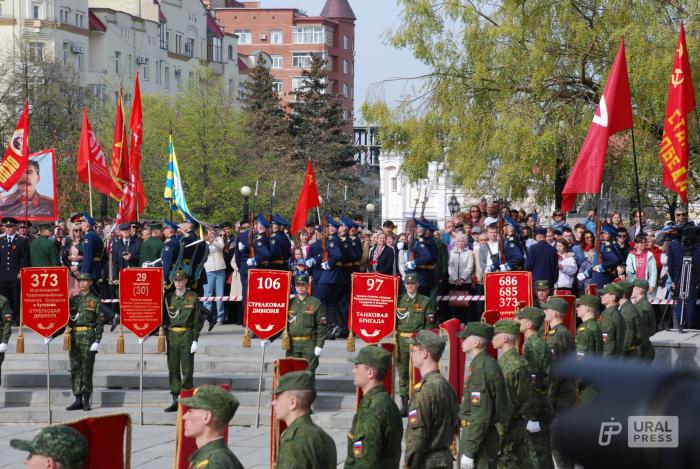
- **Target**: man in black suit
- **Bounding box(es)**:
[0,217,30,323]
[524,226,559,293]
[111,222,141,282]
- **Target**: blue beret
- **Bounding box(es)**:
[325,215,340,228]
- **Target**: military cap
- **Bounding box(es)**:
[37,223,53,231]
[600,282,623,299]
[163,220,178,231]
[76,273,92,282]
[602,223,618,236]
[149,223,163,231]
[503,215,522,235]
[18,220,32,228]
[516,306,545,328]
[295,273,310,284]
[404,272,419,284]
[351,346,391,376]
[415,218,436,231]
[255,214,270,228]
[82,212,96,226]
[493,319,520,336]
[541,297,568,315]
[118,222,131,231]
[458,322,494,341]
[179,385,240,424]
[577,295,600,310]
[10,425,87,468]
[325,215,340,228]
[632,279,650,290]
[340,216,358,229]
[183,213,200,229]
[1,217,18,226]
[173,270,188,281]
[408,329,446,357]
[272,214,290,226]
[616,280,633,296]
[68,213,83,223]
[315,225,323,233]
[272,370,315,395]
[535,279,550,290]
[534,227,547,236]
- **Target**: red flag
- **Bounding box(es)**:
[0,100,30,191]
[77,110,122,200]
[660,23,695,203]
[561,38,633,212]
[129,72,146,213]
[111,89,129,189]
[290,160,321,235]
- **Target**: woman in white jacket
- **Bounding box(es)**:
[203,227,226,324]
[555,239,577,289]
[448,234,474,322]
[626,234,658,291]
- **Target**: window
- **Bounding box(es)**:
[343,35,349,50]
[28,42,43,61]
[292,27,324,44]
[271,55,282,69]
[270,29,283,44]
[175,33,183,55]
[342,110,348,121]
[156,60,161,84]
[272,80,282,93]
[62,42,69,65]
[235,29,252,44]
[342,83,348,97]
[75,11,85,28]
[391,177,397,192]
[343,59,348,74]
[174,68,182,87]
[207,36,222,63]
[159,22,168,49]
[228,45,234,60]
[292,52,313,68]
[291,77,309,91]
[142,59,149,81]
[185,38,195,57]
[59,7,70,23]
[114,51,121,74]
[90,85,107,101]
[164,65,170,89]
[31,2,41,19]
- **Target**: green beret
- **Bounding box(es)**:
[173,270,188,281]
[404,272,419,284]
[272,370,315,395]
[458,322,494,341]
[576,295,600,310]
[10,425,87,468]
[632,279,650,290]
[408,329,446,357]
[616,280,633,297]
[179,385,239,423]
[76,273,92,282]
[600,282,622,299]
[494,319,520,336]
[535,280,550,290]
[351,346,391,376]
[541,297,568,315]
[516,307,545,328]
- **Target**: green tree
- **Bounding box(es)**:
[364,0,700,219]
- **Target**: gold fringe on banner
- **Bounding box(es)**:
[15,327,24,353]
[346,331,355,352]
[242,327,251,348]
[157,326,166,353]
[282,330,291,351]
[116,325,125,354]
[392,331,399,362]
[63,328,72,352]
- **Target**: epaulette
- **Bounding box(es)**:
[413,382,422,391]
[547,330,556,335]
[577,326,585,333]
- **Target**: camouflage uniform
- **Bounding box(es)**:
[165,288,204,396]
[635,295,657,361]
[10,425,88,469]
[68,289,104,397]
[575,317,603,404]
[497,347,531,469]
[0,296,11,386]
[286,292,327,374]
[599,306,625,356]
[396,286,435,399]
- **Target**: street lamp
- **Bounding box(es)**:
[366,203,375,231]
[448,193,460,216]
[241,185,251,220]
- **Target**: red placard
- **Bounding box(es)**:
[349,273,397,344]
[246,269,291,340]
[21,267,69,337]
[119,268,163,338]
[554,293,577,337]
[484,271,533,319]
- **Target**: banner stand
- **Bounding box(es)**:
[140,340,144,426]
[255,346,266,428]
[46,343,52,424]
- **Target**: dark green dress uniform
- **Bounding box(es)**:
[599,306,625,356]
[29,234,59,267]
[140,236,163,266]
[635,295,657,360]
[165,288,204,397]
[497,346,531,469]
[396,277,436,401]
[522,333,554,468]
[187,438,242,469]
[0,296,11,385]
[619,300,642,357]
[575,317,603,403]
[68,287,104,401]
[286,292,326,374]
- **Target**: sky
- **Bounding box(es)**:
[259,0,430,123]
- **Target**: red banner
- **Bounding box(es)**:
[349,273,397,344]
[484,271,533,319]
[66,414,131,469]
[119,268,163,338]
[0,100,29,191]
[245,269,291,340]
[21,267,69,338]
[78,109,122,200]
[439,318,466,401]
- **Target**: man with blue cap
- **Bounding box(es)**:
[333,216,360,339]
[502,216,525,271]
[405,219,438,298]
[307,219,343,340]
[79,213,104,282]
[161,220,183,288]
[269,214,291,271]
[577,223,623,289]
[235,214,272,307]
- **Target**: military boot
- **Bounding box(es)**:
[110,313,120,332]
[66,395,83,411]
[400,396,409,418]
[82,393,92,411]
[164,393,179,412]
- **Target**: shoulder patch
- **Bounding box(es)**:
[352,439,363,458]
[470,391,481,406]
[408,409,419,425]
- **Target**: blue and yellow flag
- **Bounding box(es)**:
[164,135,194,221]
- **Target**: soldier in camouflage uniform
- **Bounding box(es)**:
[541,297,576,469]
[272,370,337,469]
[492,319,531,469]
[575,296,604,404]
[516,307,554,469]
[345,346,403,468]
[139,223,164,265]
[617,280,643,358]
[396,272,436,416]
[0,294,11,386]
[281,274,326,374]
[180,385,243,469]
[29,224,60,267]
[631,279,656,361]
[66,273,104,412]
[404,330,458,469]
[164,270,204,412]
[10,425,87,469]
[458,322,508,469]
[599,284,626,356]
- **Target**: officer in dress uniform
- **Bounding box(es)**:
[574,295,604,403]
[307,217,343,340]
[0,217,29,322]
[269,214,292,271]
[580,224,622,289]
[238,215,272,305]
[161,220,183,289]
[79,213,104,283]
[181,216,208,294]
[111,222,141,283]
[335,217,360,339]
[0,295,12,385]
[405,219,438,298]
[502,216,525,271]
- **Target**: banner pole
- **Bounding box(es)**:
[47,342,52,424]
[87,144,94,218]
[630,126,643,220]
[255,345,266,428]
[140,340,144,426]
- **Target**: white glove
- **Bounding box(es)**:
[0,343,6,353]
[306,258,316,268]
[593,264,604,273]
[461,455,474,469]
[89,342,99,352]
[238,242,245,251]
[526,420,541,433]
[138,337,148,345]
[44,337,53,345]
[190,341,198,354]
[247,258,256,267]
[261,339,271,349]
[321,262,331,270]
[499,264,508,272]
[577,272,587,281]
[396,241,405,250]
[405,261,416,270]
[314,346,323,357]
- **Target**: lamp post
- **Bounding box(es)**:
[241,185,251,220]
[448,192,460,216]
[366,203,375,231]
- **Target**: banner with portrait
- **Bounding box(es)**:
[0,148,57,221]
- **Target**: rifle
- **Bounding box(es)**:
[321,216,329,263]
[406,185,422,262]
[343,185,348,214]
[420,181,429,220]
[267,180,276,237]
[498,217,506,265]
[249,179,259,258]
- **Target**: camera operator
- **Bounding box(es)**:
[666,207,700,329]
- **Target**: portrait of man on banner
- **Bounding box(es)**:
[0,149,57,220]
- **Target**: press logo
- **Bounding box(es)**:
[628,416,678,448]
[598,418,622,446]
